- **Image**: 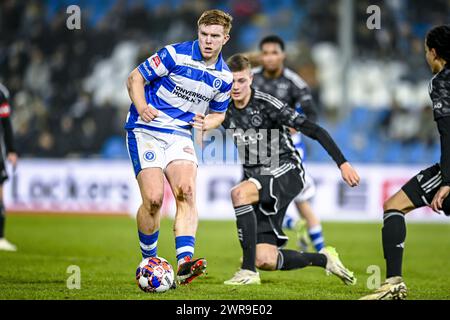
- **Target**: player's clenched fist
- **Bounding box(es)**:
[339,162,360,187]
[139,105,159,122]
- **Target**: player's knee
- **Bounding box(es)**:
[255,253,277,271]
[142,194,163,214]
[174,182,194,203]
[231,187,249,206]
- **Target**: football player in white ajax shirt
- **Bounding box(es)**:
[125,9,233,285]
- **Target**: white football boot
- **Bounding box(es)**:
[0,238,17,252]
[320,246,357,285]
[224,269,261,285]
[359,277,407,300]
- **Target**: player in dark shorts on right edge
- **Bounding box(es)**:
[0,83,18,252]
[361,25,450,300]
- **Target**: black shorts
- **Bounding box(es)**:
[0,158,7,184]
[247,163,304,247]
[255,205,290,247]
[402,163,450,216]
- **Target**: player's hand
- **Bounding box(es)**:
[190,113,206,147]
[340,162,360,187]
[430,185,450,213]
[7,152,18,167]
[139,105,159,122]
[190,113,206,131]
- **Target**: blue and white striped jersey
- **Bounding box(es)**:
[125,40,233,137]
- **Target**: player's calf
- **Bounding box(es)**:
[256,244,327,272]
[137,195,163,231]
[137,194,163,258]
[277,249,327,271]
[381,190,413,280]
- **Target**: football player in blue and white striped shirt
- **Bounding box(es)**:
[125,9,233,285]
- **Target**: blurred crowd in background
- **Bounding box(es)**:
[1,0,449,163]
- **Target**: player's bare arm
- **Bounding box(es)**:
[126,68,158,122]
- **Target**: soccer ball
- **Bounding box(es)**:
[136,257,175,293]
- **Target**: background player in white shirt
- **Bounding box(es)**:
[125,9,233,285]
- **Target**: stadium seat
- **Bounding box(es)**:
[382,141,403,163]
[101,136,129,159]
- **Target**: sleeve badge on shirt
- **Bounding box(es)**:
[150,56,161,69]
[0,103,10,118]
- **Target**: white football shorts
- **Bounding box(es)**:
[294,172,316,203]
[126,128,197,176]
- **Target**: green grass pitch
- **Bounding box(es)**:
[0,215,449,300]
